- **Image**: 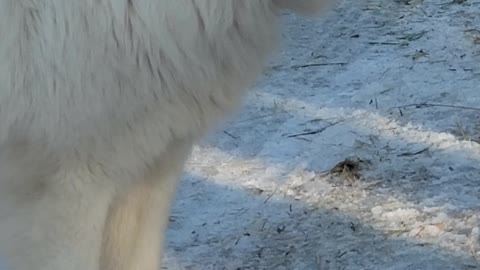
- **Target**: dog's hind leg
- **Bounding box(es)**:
[100,140,192,270]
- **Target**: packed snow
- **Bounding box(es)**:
[164,0,480,269]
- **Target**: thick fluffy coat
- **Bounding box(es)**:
[0,1,329,269]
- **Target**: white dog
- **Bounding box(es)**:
[0,1,330,269]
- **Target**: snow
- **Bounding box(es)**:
[164,0,480,269]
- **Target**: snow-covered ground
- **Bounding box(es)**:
[164,1,480,269]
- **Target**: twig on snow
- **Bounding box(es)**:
[223,130,239,140]
[287,122,341,138]
[291,62,348,69]
[393,103,480,111]
[264,190,276,204]
[397,146,430,157]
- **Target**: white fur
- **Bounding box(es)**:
[0,1,329,269]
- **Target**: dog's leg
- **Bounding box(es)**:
[0,143,114,270]
[100,140,192,270]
